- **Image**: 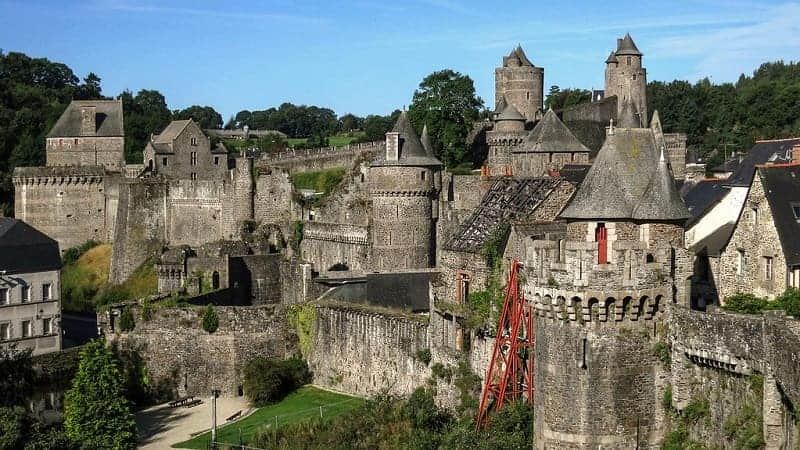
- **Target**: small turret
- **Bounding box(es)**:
[495,45,544,121]
[604,33,648,124]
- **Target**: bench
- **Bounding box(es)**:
[169,396,195,408]
[184,399,203,408]
[226,410,242,422]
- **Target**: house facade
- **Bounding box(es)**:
[0,218,62,356]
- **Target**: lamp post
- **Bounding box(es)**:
[211,389,220,448]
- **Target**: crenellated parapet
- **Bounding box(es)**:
[302,222,369,245]
[529,287,666,324]
[12,166,105,186]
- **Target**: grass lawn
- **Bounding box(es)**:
[172,386,363,449]
[286,132,366,149]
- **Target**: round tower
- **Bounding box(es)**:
[495,46,543,122]
[485,102,527,176]
[529,124,690,448]
[604,33,647,126]
[369,112,441,270]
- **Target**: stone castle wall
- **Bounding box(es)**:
[300,222,369,272]
[307,305,430,397]
[46,136,124,172]
[102,304,292,397]
[260,142,382,173]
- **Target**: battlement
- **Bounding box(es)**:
[12,165,105,185]
[529,287,666,324]
[302,222,369,245]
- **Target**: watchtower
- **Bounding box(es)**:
[369,112,441,270]
[604,33,648,126]
[495,46,544,122]
[528,113,691,448]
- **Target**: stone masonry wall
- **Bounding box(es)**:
[307,305,430,397]
[103,304,292,397]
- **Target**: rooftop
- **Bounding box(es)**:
[371,111,441,167]
[758,164,800,265]
[47,99,124,138]
[515,109,591,154]
[0,218,61,275]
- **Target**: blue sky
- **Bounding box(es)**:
[2,0,800,120]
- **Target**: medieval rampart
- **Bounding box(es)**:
[101,304,292,397]
[307,304,429,397]
[260,141,383,173]
[300,222,370,272]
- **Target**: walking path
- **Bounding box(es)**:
[136,396,251,449]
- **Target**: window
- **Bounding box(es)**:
[190,172,197,181]
[214,156,219,165]
[626,56,631,65]
[162,157,168,166]
[764,256,773,280]
[751,207,758,225]
[191,137,198,146]
[421,171,426,180]
[737,250,745,275]
[190,152,197,165]
[43,318,52,335]
[21,286,30,303]
[0,288,7,305]
[792,203,800,221]
[595,223,608,264]
[0,323,9,341]
[42,283,51,301]
[21,320,31,338]
[633,74,637,81]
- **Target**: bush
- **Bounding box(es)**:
[61,240,100,266]
[242,357,311,406]
[140,299,152,322]
[773,287,800,318]
[201,304,219,333]
[722,293,768,315]
[416,348,432,366]
[118,306,135,332]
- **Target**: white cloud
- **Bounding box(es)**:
[94,0,327,25]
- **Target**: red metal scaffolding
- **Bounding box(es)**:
[475,259,535,429]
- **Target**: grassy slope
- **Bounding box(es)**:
[60,244,157,313]
[173,386,363,449]
[290,168,346,195]
[287,132,366,149]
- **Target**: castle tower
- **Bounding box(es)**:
[604,33,647,126]
[485,101,527,175]
[495,46,544,122]
[369,112,441,270]
[222,156,254,240]
[529,113,690,449]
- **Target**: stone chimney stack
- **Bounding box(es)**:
[386,131,400,161]
[793,144,800,165]
[80,106,97,136]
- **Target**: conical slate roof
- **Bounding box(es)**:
[504,45,535,67]
[615,33,642,56]
[560,124,687,222]
[617,96,641,128]
[420,124,435,157]
[494,95,508,114]
[371,111,442,167]
[606,51,618,64]
[632,147,691,220]
[515,109,590,154]
[496,102,525,122]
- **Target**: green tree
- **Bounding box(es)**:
[119,89,172,163]
[408,70,483,167]
[363,111,400,141]
[545,85,592,110]
[174,105,223,129]
[118,306,135,332]
[0,347,34,408]
[64,339,137,450]
[201,304,219,333]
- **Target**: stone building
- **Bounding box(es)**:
[494,46,543,121]
[143,119,229,181]
[604,33,648,126]
[714,163,800,301]
[45,99,125,172]
[529,113,691,448]
[0,218,62,356]
[369,112,442,270]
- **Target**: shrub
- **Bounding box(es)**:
[682,396,710,423]
[118,306,135,332]
[723,293,768,315]
[201,304,219,333]
[62,240,100,266]
[416,348,432,366]
[653,341,671,368]
[773,287,800,318]
[242,357,311,406]
[140,299,152,322]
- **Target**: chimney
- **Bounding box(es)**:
[80,106,97,136]
[793,144,800,165]
[386,132,400,161]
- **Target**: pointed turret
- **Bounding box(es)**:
[503,45,535,67]
[372,111,441,167]
[606,51,618,64]
[615,33,642,56]
[632,146,690,220]
[519,109,590,154]
[617,96,641,128]
[494,95,508,115]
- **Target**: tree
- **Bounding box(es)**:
[174,105,223,129]
[64,339,137,450]
[545,85,591,110]
[119,89,172,164]
[0,347,34,408]
[201,304,219,333]
[74,73,103,100]
[118,306,135,332]
[363,111,399,142]
[338,113,363,132]
[408,69,483,167]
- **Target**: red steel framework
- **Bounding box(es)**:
[475,259,534,429]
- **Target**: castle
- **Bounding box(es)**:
[14,34,800,448]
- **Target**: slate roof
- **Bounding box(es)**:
[560,164,591,184]
[560,114,689,221]
[496,103,525,122]
[759,165,800,265]
[615,33,642,56]
[689,222,735,257]
[504,46,535,67]
[726,138,798,186]
[445,177,564,253]
[0,218,61,275]
[153,120,192,144]
[371,112,442,167]
[494,96,508,114]
[515,109,590,154]
[683,179,728,226]
[606,51,618,63]
[617,96,641,128]
[47,100,124,138]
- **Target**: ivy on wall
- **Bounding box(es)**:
[288,303,316,356]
